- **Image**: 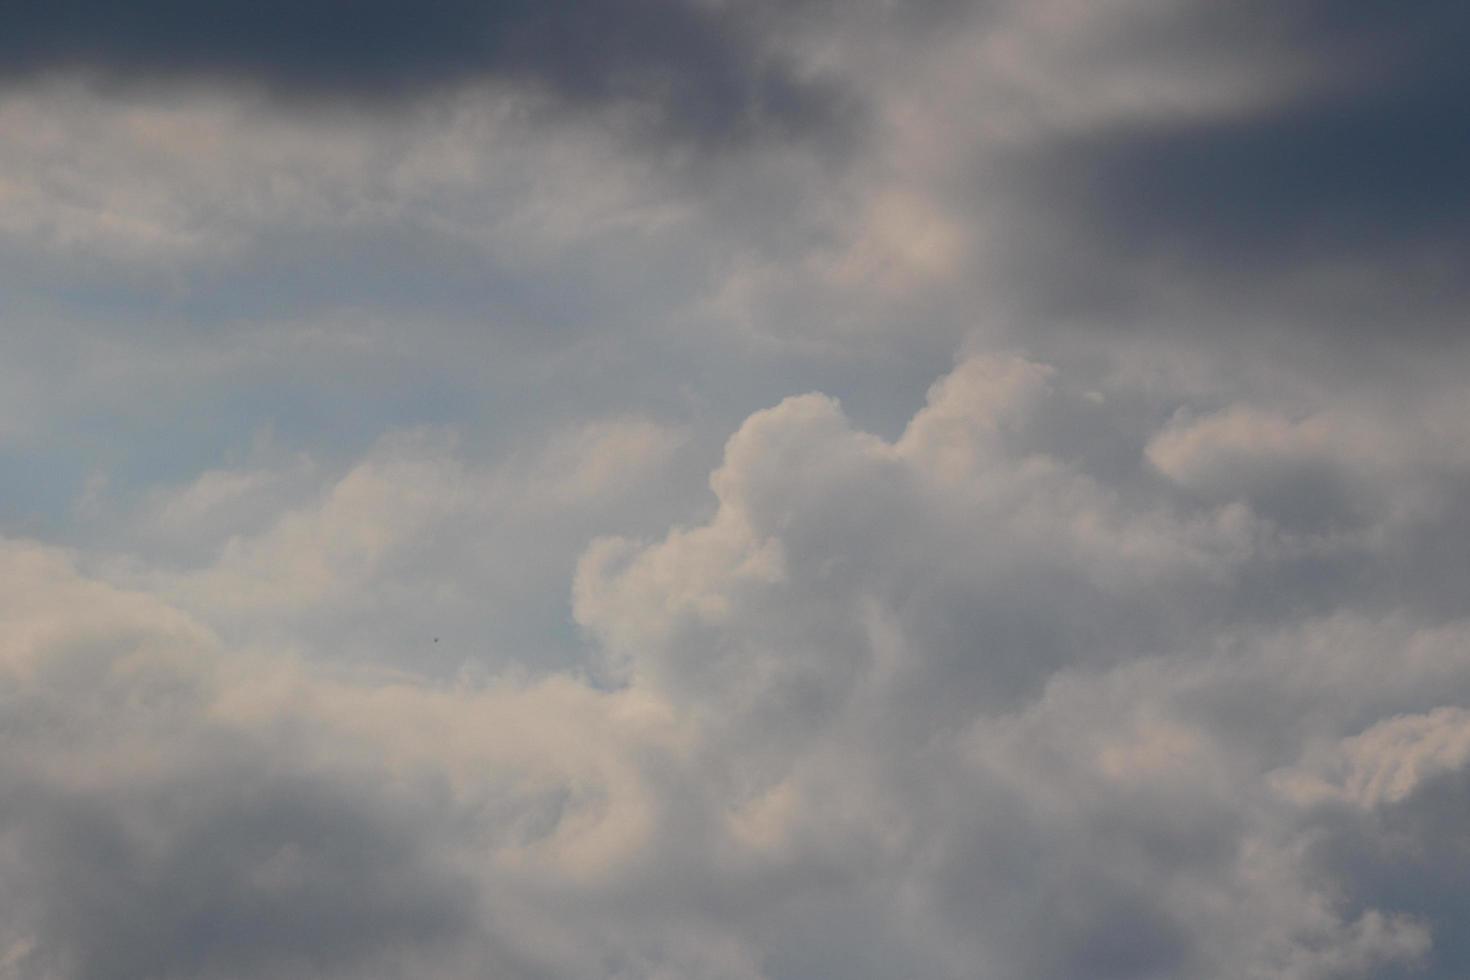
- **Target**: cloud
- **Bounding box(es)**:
[572,353,1469,977]
[1146,405,1408,531]
[8,350,1470,976]
[1276,706,1470,810]
[0,533,692,978]
[6,4,1470,978]
[969,0,1470,345]
[117,418,687,671]
[0,0,853,146]
[0,539,479,979]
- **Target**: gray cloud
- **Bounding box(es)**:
[7,343,1470,978]
[568,353,1470,977]
[0,0,853,145]
[0,542,480,979]
[2,765,477,980]
[6,3,1470,978]
[978,0,1470,345]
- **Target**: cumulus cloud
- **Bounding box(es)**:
[567,355,1470,979]
[7,352,1468,977]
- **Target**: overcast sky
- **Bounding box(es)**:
[3,2,1470,978]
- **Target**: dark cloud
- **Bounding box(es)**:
[989,0,1470,342]
[0,0,849,143]
[1,759,477,980]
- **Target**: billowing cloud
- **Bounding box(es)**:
[7,351,1470,977]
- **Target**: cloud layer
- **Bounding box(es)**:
[5,1,1470,977]
[0,0,850,145]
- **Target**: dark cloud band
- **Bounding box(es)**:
[0,0,845,141]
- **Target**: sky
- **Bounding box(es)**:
[3,2,1470,978]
